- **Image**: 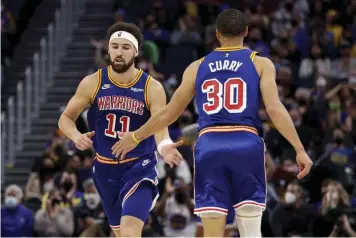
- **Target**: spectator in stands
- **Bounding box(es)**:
[141,14,170,44]
[247,27,270,57]
[34,189,74,237]
[142,214,160,237]
[90,39,109,68]
[76,209,106,237]
[312,180,356,237]
[73,178,109,236]
[171,14,202,46]
[270,180,316,237]
[25,156,57,212]
[76,149,95,186]
[57,170,84,207]
[155,177,195,237]
[1,0,16,67]
[157,159,192,194]
[1,184,34,237]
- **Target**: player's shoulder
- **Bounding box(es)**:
[254,55,274,68]
[80,70,101,88]
[76,70,102,98]
[146,75,164,92]
[253,55,275,76]
[185,59,201,74]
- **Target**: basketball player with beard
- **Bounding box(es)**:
[58,22,183,237]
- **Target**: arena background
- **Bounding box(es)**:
[1,0,356,236]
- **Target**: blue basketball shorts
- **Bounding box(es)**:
[193,126,266,218]
[92,152,159,231]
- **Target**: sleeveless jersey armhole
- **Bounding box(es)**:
[250,51,258,62]
[194,57,205,88]
[90,69,102,104]
[144,75,152,110]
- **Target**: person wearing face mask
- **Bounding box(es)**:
[270,180,316,237]
[328,128,354,166]
[72,179,109,236]
[82,179,107,227]
[1,184,34,237]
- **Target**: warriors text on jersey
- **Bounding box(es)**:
[195,47,263,136]
[87,66,155,162]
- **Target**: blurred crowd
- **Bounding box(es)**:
[2,0,356,237]
[1,0,17,85]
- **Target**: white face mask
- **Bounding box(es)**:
[284,192,297,204]
[43,181,54,193]
[5,196,18,208]
[85,193,100,209]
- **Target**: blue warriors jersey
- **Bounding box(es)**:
[195,47,263,136]
[87,66,156,162]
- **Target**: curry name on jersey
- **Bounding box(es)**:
[195,47,263,136]
[87,66,156,161]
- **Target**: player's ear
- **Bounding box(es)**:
[216,29,221,41]
[244,26,248,37]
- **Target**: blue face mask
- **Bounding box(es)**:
[5,196,18,208]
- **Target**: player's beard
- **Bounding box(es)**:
[110,56,135,73]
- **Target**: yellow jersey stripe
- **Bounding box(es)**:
[199,125,258,137]
[250,51,258,62]
[199,57,205,64]
[108,66,143,88]
[95,153,139,164]
[215,46,247,52]
[90,69,102,104]
[144,76,152,110]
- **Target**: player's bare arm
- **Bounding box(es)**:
[113,77,183,166]
[58,72,98,150]
[113,60,199,159]
[256,56,313,179]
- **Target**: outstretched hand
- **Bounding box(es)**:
[160,140,184,168]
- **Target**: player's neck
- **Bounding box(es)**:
[109,66,139,84]
[220,38,244,48]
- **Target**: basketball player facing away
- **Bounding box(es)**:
[114,9,313,237]
[58,22,183,237]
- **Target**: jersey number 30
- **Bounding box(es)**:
[104,114,130,138]
[202,77,246,115]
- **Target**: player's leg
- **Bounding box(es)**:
[231,132,266,237]
[196,207,236,237]
[92,159,123,237]
[120,180,158,237]
[118,155,159,237]
[193,135,232,237]
[235,204,264,237]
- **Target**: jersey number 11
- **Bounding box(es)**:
[104,114,130,138]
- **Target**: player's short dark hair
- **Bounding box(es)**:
[216,9,247,37]
[107,22,143,47]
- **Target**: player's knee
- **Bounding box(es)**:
[235,204,263,218]
[120,215,144,237]
[120,227,138,237]
[198,212,226,218]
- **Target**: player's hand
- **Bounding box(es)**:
[160,141,184,168]
[112,132,139,159]
[295,150,313,179]
[73,131,95,150]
